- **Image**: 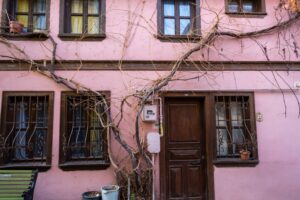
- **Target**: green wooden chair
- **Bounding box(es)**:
[0,170,38,200]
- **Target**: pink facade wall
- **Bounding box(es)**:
[0,0,299,61]
[0,0,300,199]
[0,71,300,200]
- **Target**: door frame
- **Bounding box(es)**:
[160,91,215,200]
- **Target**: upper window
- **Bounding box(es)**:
[59,92,110,169]
[59,0,106,39]
[225,0,266,14]
[3,0,49,34]
[158,0,200,38]
[0,92,53,169]
[214,94,258,166]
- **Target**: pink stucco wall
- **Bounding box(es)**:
[0,70,300,200]
[0,0,299,61]
[0,0,300,199]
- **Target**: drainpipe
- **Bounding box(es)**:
[152,154,155,200]
[157,97,164,137]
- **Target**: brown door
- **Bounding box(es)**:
[162,97,206,200]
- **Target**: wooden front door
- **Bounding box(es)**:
[162,97,207,200]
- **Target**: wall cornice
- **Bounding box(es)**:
[0,60,300,71]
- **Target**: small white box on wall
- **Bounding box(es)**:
[147,132,161,153]
[142,105,157,122]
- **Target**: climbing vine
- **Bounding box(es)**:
[0,1,299,199]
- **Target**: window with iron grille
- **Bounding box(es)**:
[59,0,106,39]
[3,0,50,33]
[59,92,110,169]
[225,0,266,14]
[158,0,201,37]
[214,94,258,165]
[0,92,53,169]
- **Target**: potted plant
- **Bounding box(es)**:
[9,21,24,33]
[4,9,23,33]
[239,143,251,160]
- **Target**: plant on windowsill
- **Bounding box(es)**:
[9,21,24,34]
[240,143,251,160]
[2,9,48,40]
[289,0,300,13]
[4,10,24,34]
[240,149,250,160]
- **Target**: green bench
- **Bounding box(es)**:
[0,170,38,200]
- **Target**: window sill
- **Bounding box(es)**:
[155,34,201,43]
[59,160,110,170]
[213,159,259,167]
[58,33,106,41]
[225,12,267,18]
[0,162,51,171]
[0,32,49,41]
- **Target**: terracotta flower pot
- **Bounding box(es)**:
[9,21,24,33]
[240,150,250,160]
[289,0,300,12]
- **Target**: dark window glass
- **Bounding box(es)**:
[227,0,263,13]
[60,92,110,169]
[162,0,195,35]
[6,0,48,33]
[0,92,53,168]
[215,95,257,160]
[63,0,103,34]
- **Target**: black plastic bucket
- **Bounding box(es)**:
[82,191,102,200]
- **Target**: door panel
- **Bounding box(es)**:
[187,166,203,197]
[168,104,201,142]
[164,98,206,200]
[169,167,184,198]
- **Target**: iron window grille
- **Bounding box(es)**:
[59,92,110,169]
[0,92,53,169]
[214,95,258,162]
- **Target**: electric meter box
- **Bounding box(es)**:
[142,105,157,122]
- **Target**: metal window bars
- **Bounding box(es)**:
[215,95,256,159]
[62,95,105,161]
[1,95,49,162]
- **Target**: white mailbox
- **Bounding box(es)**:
[142,105,157,122]
[147,132,161,153]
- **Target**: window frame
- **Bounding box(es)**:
[212,92,259,167]
[59,91,110,170]
[1,0,50,40]
[157,0,201,41]
[58,0,106,40]
[0,91,54,170]
[225,0,267,16]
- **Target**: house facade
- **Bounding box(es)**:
[0,0,300,200]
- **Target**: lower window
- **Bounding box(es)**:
[0,92,53,169]
[59,92,110,169]
[214,94,258,166]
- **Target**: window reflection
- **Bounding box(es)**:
[243,2,253,12]
[162,0,194,35]
[164,0,175,16]
[180,19,190,35]
[164,18,175,35]
[228,0,239,12]
[179,1,190,17]
[227,0,258,13]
